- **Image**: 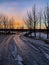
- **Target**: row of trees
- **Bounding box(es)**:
[24,4,49,39]
[0,15,14,29]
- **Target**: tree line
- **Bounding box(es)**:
[0,15,14,29]
[24,4,49,39]
[0,4,49,38]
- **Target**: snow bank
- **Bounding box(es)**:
[31,32,47,39]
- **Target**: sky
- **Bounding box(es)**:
[0,0,49,29]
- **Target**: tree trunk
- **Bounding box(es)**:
[34,22,36,37]
[47,29,48,39]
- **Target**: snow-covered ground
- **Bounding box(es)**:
[31,32,49,39]
[22,32,49,39]
[0,35,23,65]
[0,34,49,65]
[8,38,23,65]
[0,35,7,43]
[14,34,49,65]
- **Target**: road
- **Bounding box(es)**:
[14,34,49,65]
[0,34,49,65]
[0,35,14,65]
[0,35,23,65]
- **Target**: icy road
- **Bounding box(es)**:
[14,34,49,65]
[0,34,49,65]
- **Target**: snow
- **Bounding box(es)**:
[0,35,6,43]
[0,34,49,65]
[23,33,49,47]
[8,39,18,59]
[31,32,47,39]
[40,48,49,60]
[20,35,49,65]
[33,61,38,65]
[8,39,23,65]
[17,55,23,65]
[17,55,23,61]
[18,61,23,65]
[15,55,23,65]
[44,53,49,60]
[0,36,23,65]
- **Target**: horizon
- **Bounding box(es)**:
[0,0,49,29]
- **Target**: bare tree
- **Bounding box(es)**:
[24,4,37,37]
[2,16,8,29]
[0,15,3,29]
[44,4,49,39]
[38,11,42,38]
[32,4,37,37]
[24,11,33,35]
[9,17,14,29]
[20,25,24,29]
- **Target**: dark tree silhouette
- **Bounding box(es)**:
[9,17,14,29]
[38,11,42,38]
[24,4,37,36]
[44,4,49,39]
[2,16,8,29]
[32,4,37,37]
[24,11,33,35]
[0,15,2,29]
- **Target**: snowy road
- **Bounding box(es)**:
[0,35,23,65]
[0,35,12,48]
[14,34,49,65]
[0,34,49,65]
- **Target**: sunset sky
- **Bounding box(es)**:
[0,0,49,29]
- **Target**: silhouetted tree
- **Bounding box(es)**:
[38,11,42,38]
[0,15,2,29]
[32,4,37,37]
[24,4,37,36]
[2,16,8,29]
[24,11,33,35]
[9,17,14,29]
[21,25,24,29]
[44,4,49,39]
